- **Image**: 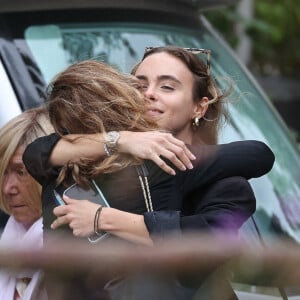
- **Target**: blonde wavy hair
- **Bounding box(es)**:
[0,106,54,214]
[47,60,158,187]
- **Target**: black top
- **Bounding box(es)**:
[0,210,9,230]
[23,133,275,237]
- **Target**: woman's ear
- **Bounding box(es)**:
[193,97,209,119]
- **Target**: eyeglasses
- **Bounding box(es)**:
[144,47,211,75]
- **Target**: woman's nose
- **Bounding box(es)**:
[143,86,157,101]
[2,173,18,195]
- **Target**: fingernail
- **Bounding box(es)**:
[188,163,193,169]
[181,166,186,171]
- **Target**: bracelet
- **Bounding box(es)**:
[94,205,103,236]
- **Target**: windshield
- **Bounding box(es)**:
[25,22,300,243]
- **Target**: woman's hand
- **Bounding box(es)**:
[51,195,153,246]
[50,131,195,175]
[51,195,98,237]
[119,131,195,175]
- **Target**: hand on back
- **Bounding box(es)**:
[119,131,195,175]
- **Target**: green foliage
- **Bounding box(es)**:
[204,5,239,47]
[204,0,300,77]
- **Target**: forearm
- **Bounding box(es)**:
[100,207,153,246]
[216,140,275,179]
[50,131,195,176]
[49,132,137,165]
[181,177,256,232]
[50,133,105,166]
[185,140,275,192]
[23,133,61,184]
[52,197,154,246]
[143,177,256,239]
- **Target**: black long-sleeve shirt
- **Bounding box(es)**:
[23,134,275,236]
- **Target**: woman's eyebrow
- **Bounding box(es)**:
[135,74,181,85]
[157,75,181,85]
[135,75,147,81]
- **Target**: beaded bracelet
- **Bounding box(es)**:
[93,205,103,236]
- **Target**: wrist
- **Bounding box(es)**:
[98,207,116,232]
[117,131,130,153]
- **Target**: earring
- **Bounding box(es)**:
[203,115,218,122]
[193,117,200,127]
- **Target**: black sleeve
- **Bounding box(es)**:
[144,141,270,238]
[22,133,61,185]
[216,140,275,179]
[144,176,256,238]
[182,140,275,193]
[180,176,256,232]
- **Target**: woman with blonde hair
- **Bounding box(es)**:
[0,106,53,300]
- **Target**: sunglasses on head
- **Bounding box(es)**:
[145,46,211,75]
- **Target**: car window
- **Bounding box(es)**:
[24,22,300,243]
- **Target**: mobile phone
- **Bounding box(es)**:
[53,189,65,206]
[63,180,110,207]
[63,180,110,243]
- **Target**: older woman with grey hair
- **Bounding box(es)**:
[0,106,53,300]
